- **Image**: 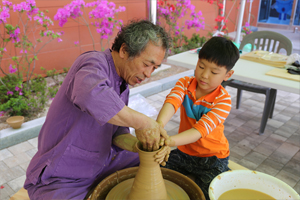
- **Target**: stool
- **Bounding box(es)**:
[9,187,29,200]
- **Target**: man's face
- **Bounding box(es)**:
[195,58,233,95]
[120,42,166,86]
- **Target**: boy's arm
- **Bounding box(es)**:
[165,128,202,147]
[157,76,189,127]
[156,103,176,127]
[193,93,232,138]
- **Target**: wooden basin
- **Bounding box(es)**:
[90,167,205,200]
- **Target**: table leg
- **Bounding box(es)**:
[259,88,277,135]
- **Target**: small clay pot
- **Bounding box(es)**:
[6,116,24,129]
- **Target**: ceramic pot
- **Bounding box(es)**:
[6,116,24,129]
[127,142,168,200]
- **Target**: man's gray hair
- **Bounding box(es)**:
[112,19,172,59]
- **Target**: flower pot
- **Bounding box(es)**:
[6,116,24,129]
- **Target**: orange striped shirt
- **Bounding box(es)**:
[165,76,231,158]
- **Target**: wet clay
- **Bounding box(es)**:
[105,142,189,200]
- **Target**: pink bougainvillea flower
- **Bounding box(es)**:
[0,6,10,24]
[15,86,20,91]
[3,0,12,6]
[19,92,23,95]
[7,91,13,95]
[74,41,79,45]
[9,27,21,43]
[157,0,204,36]
[20,49,27,54]
[9,64,17,73]
[54,0,85,27]
[57,38,63,42]
[54,0,125,46]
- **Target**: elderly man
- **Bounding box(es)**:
[24,20,172,199]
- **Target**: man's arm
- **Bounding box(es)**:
[108,105,151,130]
[113,133,139,152]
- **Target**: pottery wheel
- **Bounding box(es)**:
[106,178,190,200]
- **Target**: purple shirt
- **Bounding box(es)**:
[24,49,139,199]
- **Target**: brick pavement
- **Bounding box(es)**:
[0,87,299,199]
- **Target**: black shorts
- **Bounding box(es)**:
[163,148,230,200]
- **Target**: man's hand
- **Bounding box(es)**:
[154,146,171,166]
[135,118,168,152]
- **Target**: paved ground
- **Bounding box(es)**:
[0,86,299,199]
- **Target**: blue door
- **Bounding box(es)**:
[258,0,294,25]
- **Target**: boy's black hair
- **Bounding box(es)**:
[198,37,240,71]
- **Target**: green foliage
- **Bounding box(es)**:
[0,73,23,103]
[0,67,69,117]
[183,33,207,50]
[0,2,64,117]
[0,96,29,116]
[171,33,208,55]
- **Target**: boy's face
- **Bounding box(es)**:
[195,59,234,95]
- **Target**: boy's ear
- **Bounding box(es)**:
[224,70,234,81]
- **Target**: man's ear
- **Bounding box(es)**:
[119,43,127,59]
[224,70,234,81]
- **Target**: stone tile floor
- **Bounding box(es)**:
[0,87,299,199]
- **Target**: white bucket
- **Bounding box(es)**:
[209,170,300,200]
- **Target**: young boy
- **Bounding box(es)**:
[156,36,240,199]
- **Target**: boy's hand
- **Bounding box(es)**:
[157,120,169,147]
[159,137,165,146]
[165,137,175,147]
[154,146,171,166]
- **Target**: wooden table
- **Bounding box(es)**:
[167,50,300,134]
[167,50,300,94]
